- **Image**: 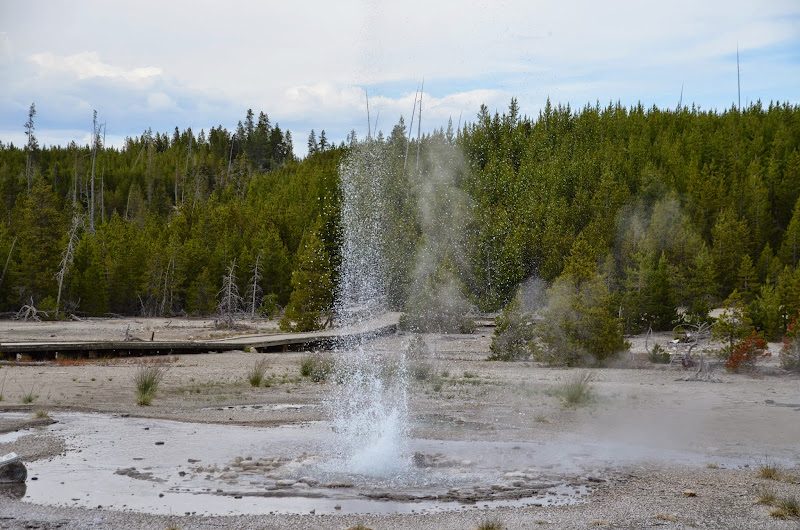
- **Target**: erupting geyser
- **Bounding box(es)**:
[326,139,410,477]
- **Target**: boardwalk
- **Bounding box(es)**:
[0,313,400,361]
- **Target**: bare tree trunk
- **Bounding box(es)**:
[89,111,98,234]
[73,148,78,207]
[404,85,419,170]
[366,89,371,139]
[218,259,242,328]
[248,250,263,319]
[416,79,424,171]
[55,215,84,319]
[0,236,17,293]
[160,255,174,316]
[227,136,235,182]
[124,187,132,220]
[100,126,106,225]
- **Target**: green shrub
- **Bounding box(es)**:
[488,292,535,361]
[780,311,800,372]
[648,343,671,364]
[399,265,475,334]
[532,271,629,366]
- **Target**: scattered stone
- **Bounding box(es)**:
[323,481,354,489]
[114,468,165,483]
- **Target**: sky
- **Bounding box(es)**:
[1,0,798,158]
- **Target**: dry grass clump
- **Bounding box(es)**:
[769,496,800,519]
[547,371,594,406]
[405,334,430,360]
[653,514,678,521]
[476,519,505,530]
[134,364,166,406]
[756,460,784,480]
[408,361,433,381]
[756,487,777,505]
[246,357,269,387]
[754,487,799,519]
[299,353,333,382]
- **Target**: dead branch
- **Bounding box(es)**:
[672,322,720,381]
[14,299,48,322]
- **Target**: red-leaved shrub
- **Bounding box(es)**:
[726,330,768,373]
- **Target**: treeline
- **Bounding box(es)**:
[461,99,800,339]
[0,108,339,318]
[1,100,800,342]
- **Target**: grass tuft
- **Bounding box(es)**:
[547,371,594,406]
[756,487,777,505]
[299,353,333,382]
[476,519,505,530]
[409,361,433,381]
[21,386,38,404]
[33,409,50,419]
[653,514,678,521]
[756,460,783,481]
[770,496,800,519]
[134,364,166,406]
[246,357,269,387]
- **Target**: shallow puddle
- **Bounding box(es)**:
[1,411,759,516]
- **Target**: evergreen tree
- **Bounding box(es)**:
[307,130,317,157]
[780,195,800,267]
[280,222,333,331]
[534,236,628,366]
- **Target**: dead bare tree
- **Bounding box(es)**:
[55,214,84,319]
[217,259,243,329]
[159,254,175,316]
[404,84,420,170]
[89,111,98,233]
[673,322,719,381]
[15,297,48,321]
[0,236,17,293]
[24,103,37,192]
[245,250,263,319]
[415,79,424,172]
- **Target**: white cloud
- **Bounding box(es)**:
[29,51,161,86]
[0,0,797,152]
[147,92,177,112]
